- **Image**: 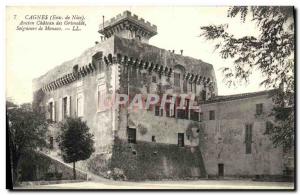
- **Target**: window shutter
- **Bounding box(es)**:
[245,124,248,142]
[53,101,57,122]
[245,124,252,154]
[69,96,72,116]
[59,98,63,121]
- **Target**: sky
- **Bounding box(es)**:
[6,6,267,104]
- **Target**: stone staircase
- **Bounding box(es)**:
[37,151,88,181]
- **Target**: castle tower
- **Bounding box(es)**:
[98,10,157,44]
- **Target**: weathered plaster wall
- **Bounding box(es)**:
[113,36,218,95]
[200,94,284,177]
[32,34,286,180]
[34,41,121,174]
[116,64,205,146]
[40,66,116,153]
[32,37,115,91]
[113,63,207,180]
[110,138,205,180]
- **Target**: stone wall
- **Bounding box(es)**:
[200,94,284,177]
[109,138,206,180]
[32,34,288,180]
[38,60,121,153]
[20,152,87,181]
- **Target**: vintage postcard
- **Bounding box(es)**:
[6,6,295,190]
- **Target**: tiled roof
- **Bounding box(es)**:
[201,89,276,104]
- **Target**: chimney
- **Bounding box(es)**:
[172,50,175,54]
[180,49,183,55]
[95,41,99,45]
[102,15,105,29]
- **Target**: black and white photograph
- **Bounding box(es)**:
[5,5,295,190]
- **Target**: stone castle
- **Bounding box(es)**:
[32,10,293,180]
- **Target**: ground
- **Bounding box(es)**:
[16,179,294,190]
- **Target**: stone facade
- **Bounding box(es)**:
[200,92,284,177]
[32,10,291,180]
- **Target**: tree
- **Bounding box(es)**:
[7,101,48,185]
[57,117,95,180]
[200,6,294,149]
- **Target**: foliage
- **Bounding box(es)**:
[57,117,94,179]
[7,101,48,185]
[32,89,45,113]
[200,6,294,148]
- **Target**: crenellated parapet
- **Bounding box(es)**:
[41,53,215,93]
[99,11,157,42]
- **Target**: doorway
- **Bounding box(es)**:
[218,163,224,177]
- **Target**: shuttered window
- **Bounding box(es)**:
[49,102,54,121]
[62,97,68,119]
[209,110,215,120]
[174,73,180,87]
[256,103,263,115]
[245,124,253,154]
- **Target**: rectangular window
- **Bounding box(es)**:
[49,102,54,121]
[201,90,206,101]
[194,83,197,94]
[174,73,180,87]
[200,112,204,122]
[177,109,186,119]
[152,75,157,83]
[155,105,160,116]
[77,93,84,117]
[209,110,215,120]
[127,128,136,144]
[152,136,156,142]
[245,124,253,154]
[190,82,193,92]
[62,97,68,119]
[178,133,185,147]
[49,136,54,150]
[190,110,199,121]
[177,97,189,119]
[256,103,263,115]
[176,97,185,119]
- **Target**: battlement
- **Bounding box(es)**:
[98,10,157,42]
